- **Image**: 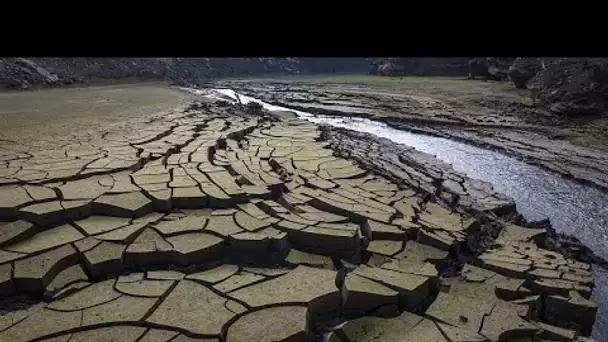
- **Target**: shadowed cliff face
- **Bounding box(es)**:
[0,58,373,90]
[372,58,471,77]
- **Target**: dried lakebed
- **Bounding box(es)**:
[208,87,608,340]
[0,89,602,341]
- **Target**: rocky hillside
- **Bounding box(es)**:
[469,57,608,117]
[0,58,371,90]
[371,58,470,77]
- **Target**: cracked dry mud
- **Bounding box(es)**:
[224,79,608,192]
[0,91,599,342]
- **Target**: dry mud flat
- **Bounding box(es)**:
[0,90,600,341]
[224,79,608,192]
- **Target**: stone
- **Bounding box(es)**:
[92,192,153,218]
[508,57,544,88]
[146,279,240,336]
[166,232,225,265]
[225,305,309,342]
[74,215,132,235]
[229,266,340,315]
[0,220,35,247]
[13,244,79,292]
[83,241,125,279]
[186,264,240,284]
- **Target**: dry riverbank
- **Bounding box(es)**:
[220,75,608,192]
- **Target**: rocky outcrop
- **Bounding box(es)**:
[508,58,545,88]
[528,58,608,116]
[0,58,372,91]
[374,58,470,77]
[468,57,515,80]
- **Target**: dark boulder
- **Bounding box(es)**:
[528,58,608,116]
[375,58,469,77]
[508,58,544,88]
[486,57,515,80]
[377,58,404,76]
[468,58,515,80]
[468,58,489,79]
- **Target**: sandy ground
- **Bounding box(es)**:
[0,82,192,141]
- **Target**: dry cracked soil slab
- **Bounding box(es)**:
[0,93,599,342]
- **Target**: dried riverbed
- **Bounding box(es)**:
[203,86,608,340]
[0,83,603,341]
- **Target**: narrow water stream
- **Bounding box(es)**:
[197,88,608,339]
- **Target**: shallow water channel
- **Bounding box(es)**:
[200,88,608,339]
